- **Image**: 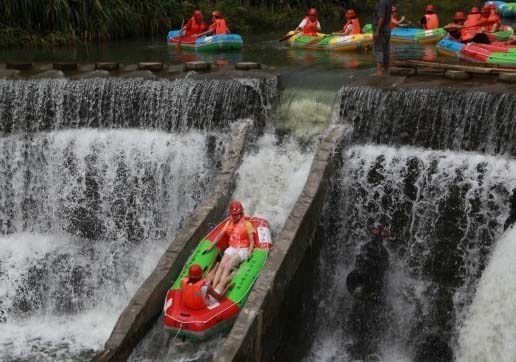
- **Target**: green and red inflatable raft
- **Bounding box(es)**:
[163,216,271,341]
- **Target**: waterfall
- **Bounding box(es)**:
[301,144,516,362]
[336,87,516,156]
[456,226,516,362]
[0,78,277,133]
[0,129,226,361]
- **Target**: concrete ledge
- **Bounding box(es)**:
[498,72,516,84]
[96,62,120,71]
[53,63,78,71]
[185,61,211,72]
[213,124,350,362]
[235,62,261,71]
[93,120,252,362]
[389,67,416,76]
[444,70,472,81]
[6,62,32,70]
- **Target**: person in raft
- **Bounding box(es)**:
[443,12,466,41]
[206,201,255,288]
[296,8,321,36]
[182,10,207,37]
[195,10,229,37]
[333,9,361,36]
[420,4,439,30]
[390,6,406,29]
[181,263,232,310]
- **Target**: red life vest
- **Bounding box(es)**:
[181,278,207,310]
[464,14,481,30]
[487,14,501,30]
[209,19,228,35]
[225,217,251,248]
[390,15,399,30]
[424,14,439,30]
[343,18,361,35]
[303,17,319,36]
[185,17,206,36]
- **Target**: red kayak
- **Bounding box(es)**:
[163,216,271,341]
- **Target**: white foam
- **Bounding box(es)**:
[232,134,315,233]
[456,226,516,362]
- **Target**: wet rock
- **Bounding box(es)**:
[444,70,471,81]
[138,62,164,72]
[32,70,65,79]
[235,62,261,71]
[504,189,516,230]
[95,62,119,71]
[119,70,156,80]
[389,67,416,76]
[184,61,210,72]
[498,72,516,84]
[414,334,453,362]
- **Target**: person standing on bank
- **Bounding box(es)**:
[373,0,393,76]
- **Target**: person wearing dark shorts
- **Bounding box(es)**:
[373,0,392,76]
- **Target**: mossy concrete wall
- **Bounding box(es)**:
[213,124,350,362]
[94,120,252,362]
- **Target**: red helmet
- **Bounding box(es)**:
[211,10,223,18]
[188,264,203,280]
[392,5,397,12]
[193,10,203,20]
[453,11,466,22]
[470,7,480,14]
[481,5,490,15]
[229,201,244,215]
[425,4,435,13]
[307,8,318,17]
[345,9,357,19]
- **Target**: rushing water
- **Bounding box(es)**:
[299,144,516,362]
[337,87,516,156]
[0,78,277,133]
[0,129,226,361]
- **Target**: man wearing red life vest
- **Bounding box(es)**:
[182,10,207,37]
[486,4,501,32]
[181,263,232,310]
[420,4,440,30]
[207,201,255,288]
[196,10,229,38]
[335,9,361,36]
[443,12,466,41]
[296,8,321,36]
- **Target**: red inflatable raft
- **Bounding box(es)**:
[163,216,271,341]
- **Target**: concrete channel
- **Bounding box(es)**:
[94,120,252,362]
[214,124,350,362]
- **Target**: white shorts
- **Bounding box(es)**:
[224,247,250,262]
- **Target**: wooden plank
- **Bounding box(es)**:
[393,60,516,75]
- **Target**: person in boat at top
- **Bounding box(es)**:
[487,4,502,32]
[206,201,255,288]
[390,5,406,29]
[333,9,361,36]
[420,4,440,30]
[182,10,207,37]
[181,263,233,310]
[443,12,466,41]
[296,8,321,36]
[195,10,229,37]
[476,5,498,33]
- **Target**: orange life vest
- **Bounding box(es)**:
[343,18,361,35]
[181,278,207,310]
[209,18,228,35]
[464,14,481,30]
[390,15,398,30]
[487,14,501,30]
[225,217,251,248]
[303,17,319,36]
[424,14,440,30]
[185,17,206,36]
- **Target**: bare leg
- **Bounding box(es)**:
[375,63,384,76]
[214,274,233,292]
[206,262,218,286]
[213,255,230,287]
[218,255,241,283]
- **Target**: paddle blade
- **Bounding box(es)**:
[279,32,296,42]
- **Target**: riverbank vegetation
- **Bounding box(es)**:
[0,0,484,47]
